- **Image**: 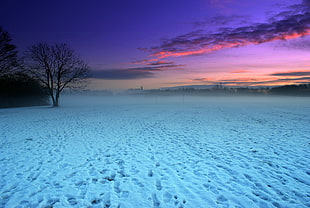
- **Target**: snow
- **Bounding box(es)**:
[1,95,310,208]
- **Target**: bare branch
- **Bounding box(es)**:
[25,42,90,107]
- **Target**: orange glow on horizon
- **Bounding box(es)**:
[230,70,249,73]
[185,69,310,88]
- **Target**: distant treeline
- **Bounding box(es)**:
[0,73,49,108]
[269,84,310,95]
[140,84,310,96]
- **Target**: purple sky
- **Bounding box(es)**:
[1,0,310,89]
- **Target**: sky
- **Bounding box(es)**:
[1,0,310,90]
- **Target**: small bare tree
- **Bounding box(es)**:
[26,43,89,107]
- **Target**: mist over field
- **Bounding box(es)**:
[60,93,310,108]
[1,94,309,207]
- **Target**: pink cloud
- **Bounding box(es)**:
[146,1,310,60]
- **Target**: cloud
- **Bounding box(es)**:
[132,64,184,71]
[130,58,174,65]
[186,72,310,86]
[270,71,310,76]
[276,36,310,50]
[91,69,154,80]
[146,1,310,60]
[145,61,175,65]
[91,64,184,80]
[278,77,310,81]
[216,77,310,86]
[191,78,212,82]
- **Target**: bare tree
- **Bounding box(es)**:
[0,26,19,76]
[26,43,89,107]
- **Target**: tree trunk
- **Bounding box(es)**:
[52,100,59,107]
[53,92,60,107]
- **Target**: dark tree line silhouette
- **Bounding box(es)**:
[0,26,19,76]
[269,84,310,95]
[0,26,46,108]
[0,26,89,108]
[0,73,49,108]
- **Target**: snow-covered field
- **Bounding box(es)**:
[1,95,309,208]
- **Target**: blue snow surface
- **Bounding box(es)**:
[0,95,309,208]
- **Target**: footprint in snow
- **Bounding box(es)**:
[148,169,154,177]
[156,179,162,190]
[132,178,144,188]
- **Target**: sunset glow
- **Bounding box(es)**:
[1,0,310,89]
[151,29,310,61]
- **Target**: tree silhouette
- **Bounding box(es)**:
[0,72,49,108]
[26,43,89,107]
[0,26,19,76]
